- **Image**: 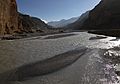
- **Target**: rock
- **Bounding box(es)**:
[115,71,120,76]
[0,0,21,35]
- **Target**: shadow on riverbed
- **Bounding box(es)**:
[44,33,78,39]
[0,47,87,82]
[89,36,107,40]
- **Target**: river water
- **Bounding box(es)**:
[0,32,120,84]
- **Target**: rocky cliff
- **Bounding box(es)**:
[82,0,120,30]
[0,0,21,35]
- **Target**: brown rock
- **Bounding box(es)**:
[0,0,21,35]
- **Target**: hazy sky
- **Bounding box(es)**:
[16,0,101,22]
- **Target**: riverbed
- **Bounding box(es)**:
[0,32,120,84]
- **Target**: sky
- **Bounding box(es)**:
[16,0,101,22]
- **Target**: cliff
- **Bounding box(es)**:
[0,0,21,35]
[82,0,120,30]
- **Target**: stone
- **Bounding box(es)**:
[0,0,21,35]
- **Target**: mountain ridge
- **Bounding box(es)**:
[64,11,89,30]
[48,16,79,28]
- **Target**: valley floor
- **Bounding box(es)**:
[0,32,120,84]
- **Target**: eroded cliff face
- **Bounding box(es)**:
[0,0,21,35]
[82,0,120,30]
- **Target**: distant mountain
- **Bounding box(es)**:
[48,17,79,28]
[82,0,120,30]
[65,11,89,30]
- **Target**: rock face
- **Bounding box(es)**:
[82,0,120,30]
[0,0,21,35]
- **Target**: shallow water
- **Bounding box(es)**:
[0,32,120,84]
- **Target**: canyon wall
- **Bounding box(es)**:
[0,0,21,35]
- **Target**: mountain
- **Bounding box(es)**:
[48,17,79,28]
[65,11,89,30]
[18,13,52,33]
[82,0,120,30]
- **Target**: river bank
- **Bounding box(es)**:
[0,31,67,40]
[88,30,120,37]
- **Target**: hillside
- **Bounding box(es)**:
[19,13,52,33]
[82,0,120,30]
